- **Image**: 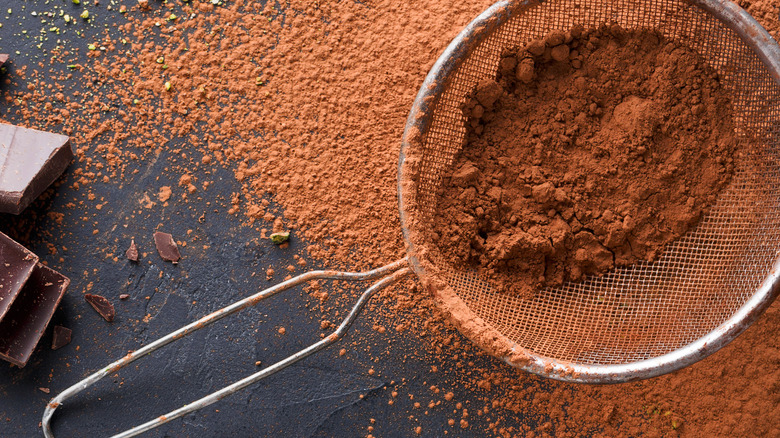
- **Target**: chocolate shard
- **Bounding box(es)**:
[153,231,180,262]
[0,231,39,321]
[0,54,8,68]
[125,239,139,262]
[0,123,73,215]
[0,264,69,367]
[84,294,115,322]
[51,325,72,350]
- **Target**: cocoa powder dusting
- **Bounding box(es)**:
[3,0,780,436]
[434,25,738,297]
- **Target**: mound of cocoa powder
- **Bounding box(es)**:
[433,24,739,297]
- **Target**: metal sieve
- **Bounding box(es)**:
[43,0,780,436]
[399,0,780,382]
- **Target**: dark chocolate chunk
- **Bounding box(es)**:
[0,54,8,68]
[0,231,39,321]
[0,264,69,367]
[51,325,72,350]
[0,123,73,214]
[84,294,115,322]
[153,231,180,262]
[125,239,139,262]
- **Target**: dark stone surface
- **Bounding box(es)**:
[0,1,544,437]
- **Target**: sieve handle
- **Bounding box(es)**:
[42,258,411,438]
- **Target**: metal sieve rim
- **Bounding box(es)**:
[397,0,780,383]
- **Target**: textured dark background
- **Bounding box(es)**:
[0,1,540,437]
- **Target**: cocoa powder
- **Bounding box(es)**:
[2,1,779,437]
[433,25,738,298]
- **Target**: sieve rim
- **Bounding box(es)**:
[397,0,780,383]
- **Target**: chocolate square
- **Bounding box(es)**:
[0,264,69,367]
[0,123,73,214]
[0,231,39,321]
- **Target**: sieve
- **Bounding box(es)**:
[43,0,780,436]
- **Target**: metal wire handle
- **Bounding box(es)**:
[42,258,411,438]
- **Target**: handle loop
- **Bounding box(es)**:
[43,259,411,438]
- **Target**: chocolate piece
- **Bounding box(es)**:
[125,239,139,262]
[0,123,73,214]
[51,325,72,350]
[0,54,8,68]
[0,231,39,321]
[153,231,180,262]
[84,294,115,322]
[0,264,69,367]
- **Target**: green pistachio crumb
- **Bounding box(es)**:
[270,232,290,245]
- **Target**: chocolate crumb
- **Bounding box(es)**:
[38,387,50,394]
[125,239,139,262]
[51,325,72,350]
[153,231,181,263]
[84,294,115,322]
[119,294,130,300]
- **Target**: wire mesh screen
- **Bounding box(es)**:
[406,0,780,365]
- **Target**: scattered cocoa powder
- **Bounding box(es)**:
[157,186,172,203]
[434,25,738,297]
